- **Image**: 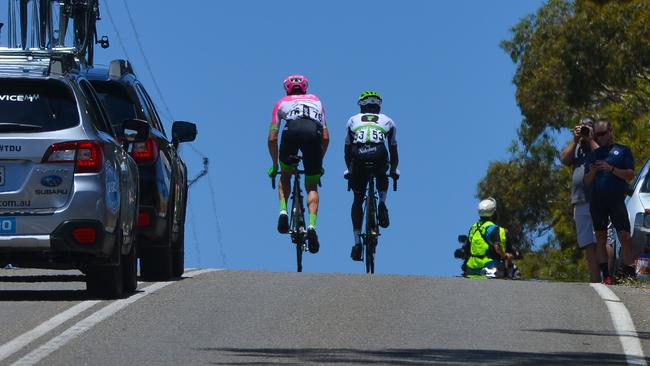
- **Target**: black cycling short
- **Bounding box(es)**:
[279,118,323,177]
[349,143,389,193]
[589,192,630,232]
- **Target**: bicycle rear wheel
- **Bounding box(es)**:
[292,176,306,273]
[365,178,377,274]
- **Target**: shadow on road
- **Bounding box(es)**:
[0,274,85,283]
[0,289,91,301]
[0,274,190,301]
[201,347,635,365]
[529,328,650,341]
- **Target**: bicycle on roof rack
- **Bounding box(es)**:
[4,0,108,65]
[270,155,320,273]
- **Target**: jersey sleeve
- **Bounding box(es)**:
[320,101,327,128]
[387,118,397,146]
[270,100,282,130]
[344,118,354,145]
[624,146,634,170]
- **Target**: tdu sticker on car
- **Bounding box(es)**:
[0,217,16,234]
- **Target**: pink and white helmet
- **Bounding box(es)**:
[283,74,309,95]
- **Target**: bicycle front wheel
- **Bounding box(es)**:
[296,241,303,272]
[365,237,375,274]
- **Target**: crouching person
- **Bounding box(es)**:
[466,197,513,278]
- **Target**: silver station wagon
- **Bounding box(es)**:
[0,51,148,298]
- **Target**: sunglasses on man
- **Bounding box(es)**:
[595,130,610,137]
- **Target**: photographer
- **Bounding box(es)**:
[560,118,602,282]
[584,120,636,283]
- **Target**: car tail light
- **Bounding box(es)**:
[137,210,151,227]
[71,227,97,244]
[43,140,103,173]
[130,136,159,165]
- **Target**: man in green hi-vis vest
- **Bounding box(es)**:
[466,197,513,278]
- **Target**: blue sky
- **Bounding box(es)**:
[9,0,547,275]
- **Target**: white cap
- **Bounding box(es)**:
[478,197,497,218]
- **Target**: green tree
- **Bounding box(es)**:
[479,0,650,280]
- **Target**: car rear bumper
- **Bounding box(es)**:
[0,220,118,269]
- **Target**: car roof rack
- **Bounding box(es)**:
[0,48,81,76]
[108,59,135,80]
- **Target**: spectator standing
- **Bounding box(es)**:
[560,118,601,282]
[584,120,636,283]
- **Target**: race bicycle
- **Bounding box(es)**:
[271,156,319,272]
[348,161,397,274]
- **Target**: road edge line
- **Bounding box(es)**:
[10,268,217,366]
[0,300,100,363]
[590,283,647,366]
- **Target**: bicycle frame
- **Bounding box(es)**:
[271,156,310,273]
[362,172,379,274]
[288,169,307,272]
[348,161,397,274]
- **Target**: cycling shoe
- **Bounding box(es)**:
[378,202,389,228]
[307,227,320,253]
[277,213,289,234]
[351,244,363,261]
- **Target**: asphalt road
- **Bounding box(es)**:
[0,268,648,365]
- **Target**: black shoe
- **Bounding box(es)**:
[277,213,289,234]
[351,244,363,261]
[378,202,389,228]
[307,227,319,253]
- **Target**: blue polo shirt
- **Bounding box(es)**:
[585,143,634,195]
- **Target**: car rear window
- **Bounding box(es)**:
[91,81,138,135]
[0,79,79,133]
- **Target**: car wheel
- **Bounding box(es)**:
[122,240,138,293]
[86,228,125,299]
[140,245,172,281]
[172,226,184,278]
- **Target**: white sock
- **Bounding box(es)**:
[280,210,287,216]
[379,191,387,204]
[354,231,361,245]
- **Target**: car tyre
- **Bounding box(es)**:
[86,228,125,299]
[140,246,172,281]
[172,225,185,277]
[122,240,138,293]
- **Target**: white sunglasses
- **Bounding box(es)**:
[358,97,382,106]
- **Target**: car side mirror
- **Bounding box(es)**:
[172,121,197,147]
[122,119,150,145]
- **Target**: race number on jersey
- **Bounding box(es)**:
[287,102,324,124]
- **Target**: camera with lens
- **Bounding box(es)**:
[580,126,590,137]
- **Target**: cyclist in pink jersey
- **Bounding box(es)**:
[267,74,329,253]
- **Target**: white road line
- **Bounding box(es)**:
[0,301,100,363]
[9,268,218,366]
[590,284,648,366]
